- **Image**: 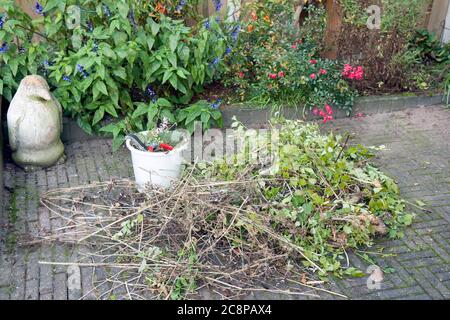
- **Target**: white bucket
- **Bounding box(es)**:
[126,131,188,191]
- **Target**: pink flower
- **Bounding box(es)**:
[291,44,297,49]
[310,73,317,80]
[342,64,364,81]
[323,115,333,124]
[325,104,333,115]
[278,71,285,78]
[312,107,319,116]
[268,73,277,79]
[238,72,245,78]
[319,68,327,75]
[310,59,317,65]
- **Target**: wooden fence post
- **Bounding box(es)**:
[323,0,342,60]
[426,0,450,42]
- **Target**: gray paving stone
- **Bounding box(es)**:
[1,105,449,300]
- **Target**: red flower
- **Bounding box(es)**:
[342,64,364,81]
[268,73,277,79]
[310,73,317,80]
[319,68,327,75]
[238,72,245,78]
[278,71,285,78]
[310,59,317,65]
[323,115,333,124]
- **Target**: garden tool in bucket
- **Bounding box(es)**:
[126,131,189,191]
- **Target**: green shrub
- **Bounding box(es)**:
[0,0,229,149]
[223,1,358,114]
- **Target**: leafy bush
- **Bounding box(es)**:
[338,0,431,93]
[410,29,450,64]
[224,0,359,114]
[0,0,229,149]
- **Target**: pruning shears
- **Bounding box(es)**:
[125,134,174,153]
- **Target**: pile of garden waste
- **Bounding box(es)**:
[41,119,414,299]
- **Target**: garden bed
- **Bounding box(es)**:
[60,93,445,143]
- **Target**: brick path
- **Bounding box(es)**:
[1,105,449,300]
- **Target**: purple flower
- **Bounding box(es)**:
[212,57,220,66]
[102,5,111,18]
[211,98,222,109]
[146,85,158,103]
[212,0,222,12]
[76,64,89,78]
[231,25,240,41]
[34,2,44,15]
[62,76,71,82]
[129,9,137,31]
[225,47,232,55]
[0,42,8,53]
[43,60,54,68]
[0,15,5,29]
[176,0,187,11]
[204,20,210,30]
[87,21,93,33]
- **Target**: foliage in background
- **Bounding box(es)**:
[223,0,359,114]
[0,0,228,149]
[337,0,440,93]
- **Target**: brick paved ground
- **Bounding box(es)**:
[1,105,449,300]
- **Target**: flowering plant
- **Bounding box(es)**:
[223,0,361,116]
[0,0,229,150]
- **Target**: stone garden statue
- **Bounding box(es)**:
[7,75,65,171]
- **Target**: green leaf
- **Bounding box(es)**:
[117,2,130,19]
[149,19,160,36]
[343,225,353,234]
[415,200,426,207]
[147,38,155,51]
[162,70,172,84]
[9,59,18,77]
[43,0,61,12]
[92,107,105,125]
[132,102,149,119]
[157,98,172,108]
[112,135,125,151]
[147,104,159,124]
[77,117,93,135]
[105,104,118,117]
[169,75,178,90]
[95,81,108,96]
[113,67,127,80]
[201,112,210,124]
[169,34,179,52]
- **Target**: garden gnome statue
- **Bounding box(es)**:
[7,75,65,171]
